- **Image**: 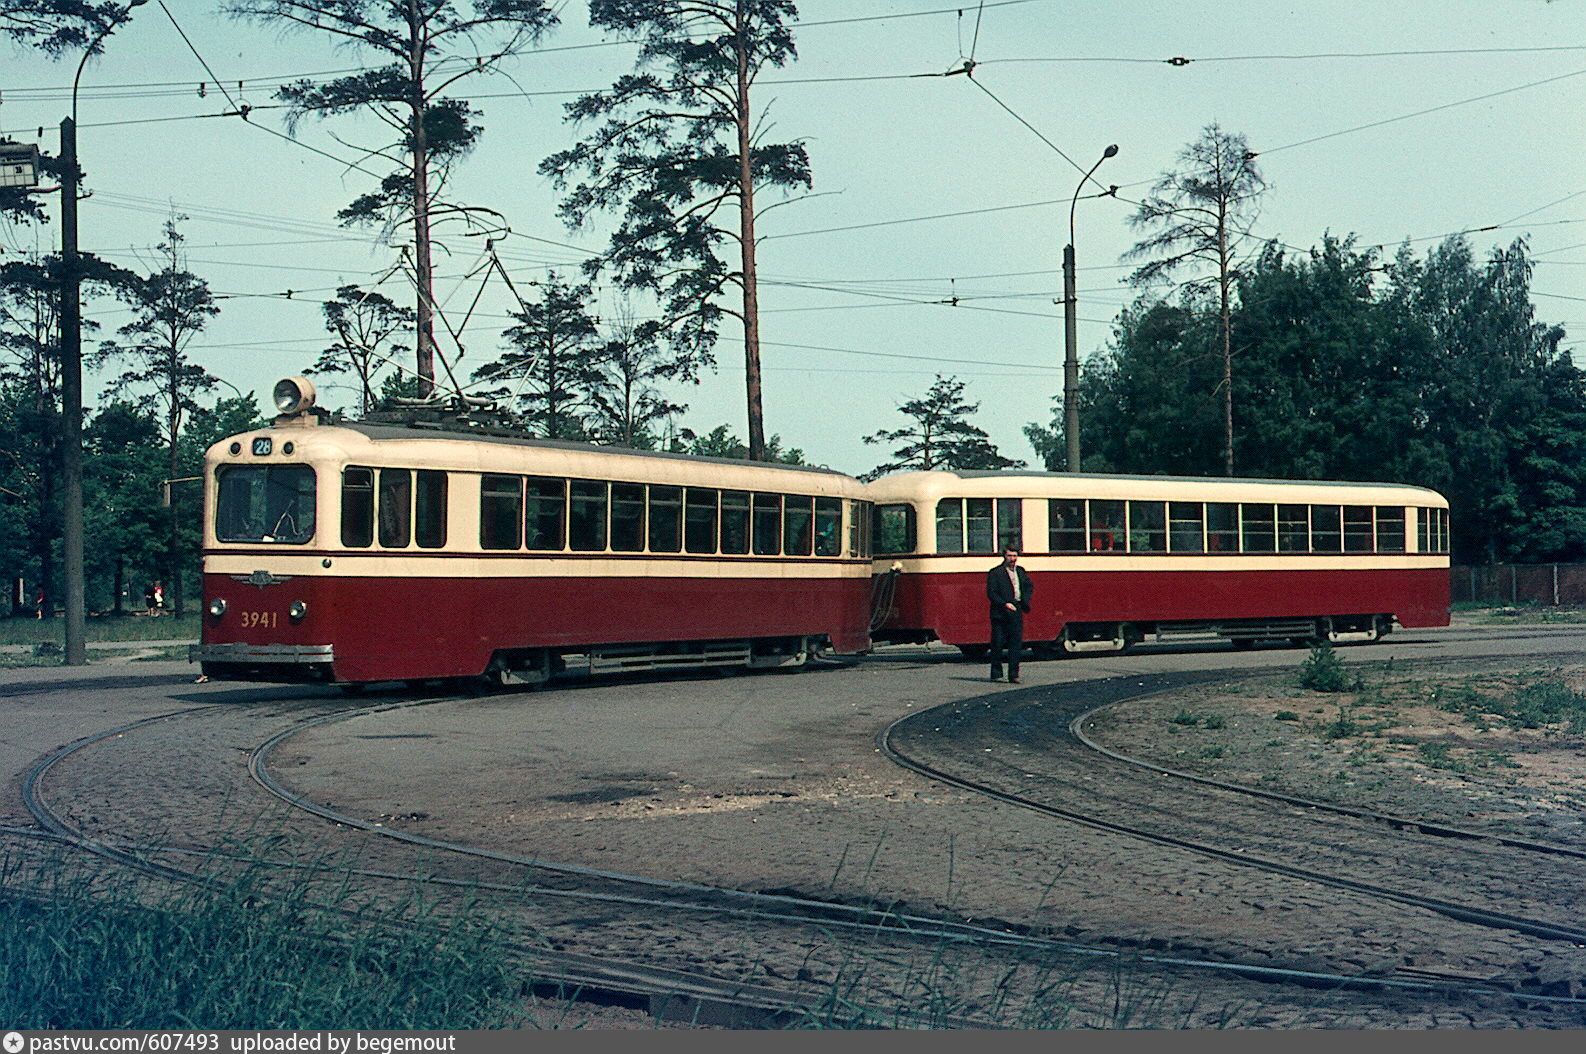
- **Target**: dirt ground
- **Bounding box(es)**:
[1080,656,1586,849]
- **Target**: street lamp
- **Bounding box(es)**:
[59,0,146,665]
[1062,143,1118,473]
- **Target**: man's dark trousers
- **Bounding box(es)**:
[989,611,1023,681]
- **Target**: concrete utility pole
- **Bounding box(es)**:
[1063,144,1118,473]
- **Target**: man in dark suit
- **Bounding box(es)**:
[986,545,1034,682]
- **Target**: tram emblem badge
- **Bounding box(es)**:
[234,570,293,589]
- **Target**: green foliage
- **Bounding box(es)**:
[1,1,133,56]
[1299,643,1359,693]
[863,375,1023,481]
[1041,229,1579,564]
[678,423,805,465]
[1274,710,1300,722]
[1169,710,1200,726]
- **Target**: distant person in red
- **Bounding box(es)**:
[986,545,1033,683]
[153,581,164,611]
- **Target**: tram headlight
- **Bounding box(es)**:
[288,600,308,621]
[207,598,227,618]
[273,376,317,416]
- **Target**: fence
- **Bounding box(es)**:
[1452,564,1586,607]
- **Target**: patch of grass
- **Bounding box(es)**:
[0,613,199,646]
[1169,710,1200,726]
[1274,711,1300,722]
[0,846,535,1030]
[1203,713,1227,730]
[1199,746,1225,759]
[1429,674,1586,736]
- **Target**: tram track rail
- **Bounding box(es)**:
[878,655,1586,962]
[14,639,1586,1024]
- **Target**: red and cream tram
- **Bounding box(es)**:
[192,379,875,686]
[866,470,1451,655]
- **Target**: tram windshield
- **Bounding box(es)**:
[216,465,316,544]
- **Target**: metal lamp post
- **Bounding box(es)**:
[1062,143,1118,473]
[60,0,146,664]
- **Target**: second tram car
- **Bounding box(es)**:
[192,379,875,687]
[867,470,1450,655]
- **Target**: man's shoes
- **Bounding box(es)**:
[1008,677,1022,684]
[989,672,1002,682]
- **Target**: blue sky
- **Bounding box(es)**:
[2,0,1582,476]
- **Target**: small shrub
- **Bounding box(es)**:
[1199,746,1225,759]
[1203,714,1227,730]
[1321,704,1360,740]
[1298,643,1359,693]
[1169,710,1200,726]
[1274,711,1300,722]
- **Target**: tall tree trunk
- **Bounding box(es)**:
[409,0,437,395]
[1218,197,1234,477]
[735,3,766,462]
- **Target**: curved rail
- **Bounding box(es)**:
[877,671,1586,948]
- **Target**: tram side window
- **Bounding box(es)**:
[341,467,374,548]
[379,469,412,548]
[962,498,995,553]
[1418,507,1450,554]
[649,485,683,553]
[525,476,566,550]
[611,483,646,552]
[856,499,874,559]
[1090,500,1125,552]
[685,488,718,554]
[784,495,814,556]
[721,491,750,554]
[1169,502,1204,553]
[416,470,447,548]
[480,474,522,550]
[1376,507,1406,553]
[1241,504,1275,553]
[753,493,782,555]
[1311,505,1342,552]
[1277,504,1308,553]
[996,498,1022,552]
[815,497,842,556]
[874,503,916,555]
[935,499,964,555]
[1206,503,1238,552]
[1129,501,1166,553]
[1343,505,1374,552]
[570,480,608,551]
[1049,499,1086,553]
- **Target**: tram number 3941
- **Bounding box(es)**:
[239,610,279,629]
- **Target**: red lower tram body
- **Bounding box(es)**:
[873,563,1451,652]
[199,568,873,685]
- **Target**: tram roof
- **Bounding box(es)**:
[865,468,1448,503]
[319,420,859,480]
